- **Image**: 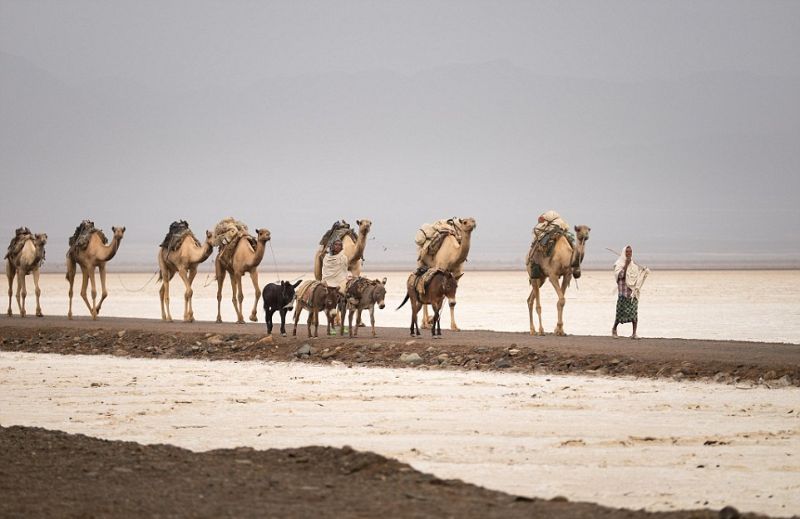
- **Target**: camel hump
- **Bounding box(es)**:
[5,227,33,260]
[68,220,107,252]
[160,220,196,251]
[319,220,356,248]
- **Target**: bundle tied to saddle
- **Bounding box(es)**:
[319,220,357,249]
[526,210,575,279]
[410,266,448,297]
[160,220,198,252]
[415,218,461,258]
[68,220,106,258]
[212,217,255,265]
[5,227,32,260]
[345,276,382,305]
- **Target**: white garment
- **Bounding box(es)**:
[613,248,650,299]
[533,210,568,241]
[322,252,350,288]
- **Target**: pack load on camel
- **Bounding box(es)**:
[526,210,575,279]
[5,227,33,260]
[415,218,463,261]
[159,220,198,252]
[319,220,357,249]
[212,217,255,264]
[68,220,107,257]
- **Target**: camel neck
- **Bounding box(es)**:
[195,240,214,264]
[98,236,122,262]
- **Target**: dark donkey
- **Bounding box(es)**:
[262,280,302,336]
[340,277,387,338]
[397,269,458,338]
[292,282,340,338]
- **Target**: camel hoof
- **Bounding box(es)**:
[36,312,43,317]
[6,310,12,317]
[249,315,258,322]
[237,320,245,325]
[67,314,73,320]
[216,318,222,324]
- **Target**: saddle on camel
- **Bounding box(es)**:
[5,227,46,266]
[319,220,357,250]
[68,220,106,258]
[415,218,463,266]
[397,267,458,338]
[160,220,199,253]
[526,210,576,279]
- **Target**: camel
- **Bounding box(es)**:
[215,228,271,324]
[526,225,591,336]
[66,225,125,320]
[314,219,372,280]
[5,231,47,317]
[158,228,214,323]
[417,217,476,331]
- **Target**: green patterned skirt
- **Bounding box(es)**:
[615,295,638,323]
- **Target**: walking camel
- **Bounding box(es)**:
[5,230,47,317]
[158,225,214,322]
[215,228,271,324]
[314,219,372,280]
[526,225,591,336]
[417,217,476,331]
[66,225,126,319]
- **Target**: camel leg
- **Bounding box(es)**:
[533,279,546,335]
[32,268,42,317]
[6,260,14,316]
[549,275,566,336]
[95,264,109,317]
[15,270,26,317]
[422,304,431,329]
[176,268,192,322]
[186,268,197,322]
[232,273,244,324]
[66,259,76,320]
[78,267,94,318]
[215,262,225,323]
[87,267,99,319]
[527,285,536,335]
[248,270,260,322]
[160,270,173,322]
[448,296,459,331]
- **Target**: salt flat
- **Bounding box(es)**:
[1,352,798,517]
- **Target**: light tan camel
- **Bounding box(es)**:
[5,232,47,317]
[527,225,591,336]
[417,217,476,331]
[215,228,271,324]
[158,229,214,323]
[313,219,372,280]
[66,226,125,320]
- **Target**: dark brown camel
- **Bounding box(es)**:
[397,270,458,338]
[292,282,340,338]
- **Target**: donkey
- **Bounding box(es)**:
[262,280,302,336]
[340,277,387,338]
[292,282,340,338]
[397,269,459,338]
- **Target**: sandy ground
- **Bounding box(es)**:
[2,350,799,517]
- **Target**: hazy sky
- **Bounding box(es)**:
[2,1,799,269]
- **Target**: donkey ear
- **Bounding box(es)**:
[455,273,464,280]
[381,277,387,285]
[356,220,362,226]
[292,280,302,288]
[574,225,579,232]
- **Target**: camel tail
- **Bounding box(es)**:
[396,293,410,311]
[65,254,76,281]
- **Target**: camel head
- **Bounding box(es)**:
[34,233,48,246]
[256,228,271,242]
[453,217,477,233]
[204,230,213,243]
[111,226,126,240]
[356,219,372,234]
[574,225,591,243]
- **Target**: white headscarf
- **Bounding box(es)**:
[613,246,650,299]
